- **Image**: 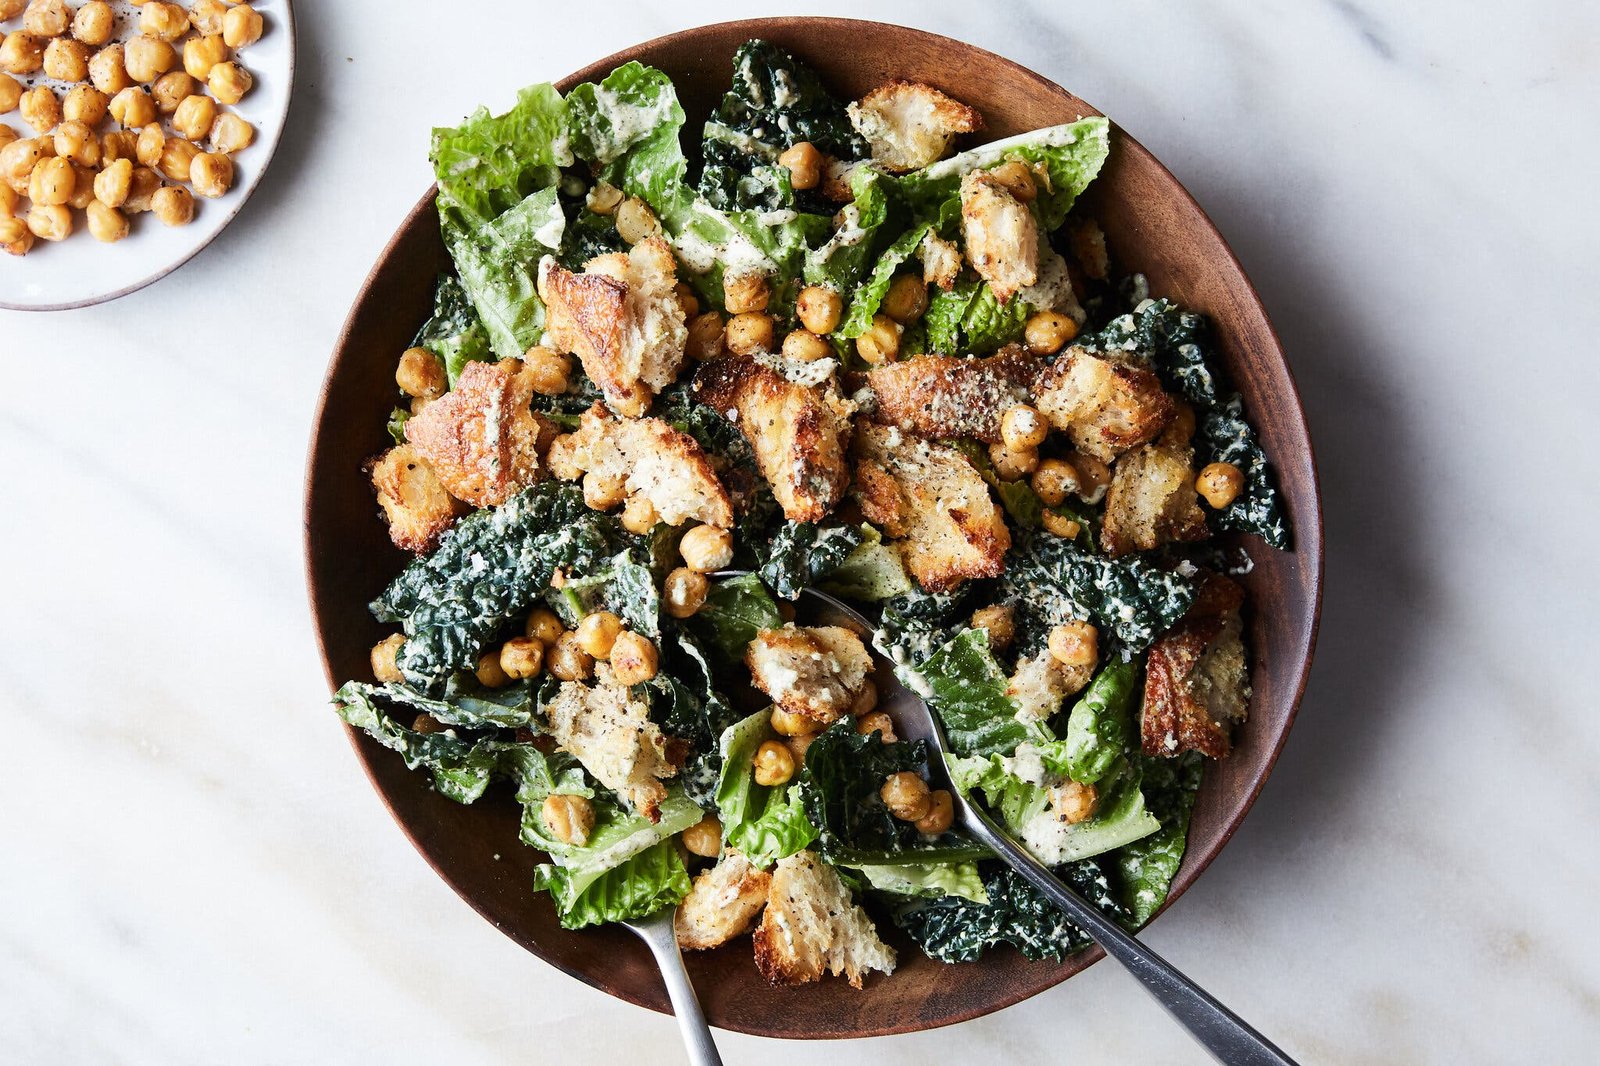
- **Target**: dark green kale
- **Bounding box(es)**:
[875,583,980,669]
[759,522,865,599]
[413,273,494,385]
[684,572,784,666]
[557,194,627,268]
[647,630,740,808]
[528,371,604,428]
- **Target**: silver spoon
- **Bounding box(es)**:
[796,585,1300,1066]
[621,907,724,1066]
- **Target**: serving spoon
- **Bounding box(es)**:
[621,907,724,1065]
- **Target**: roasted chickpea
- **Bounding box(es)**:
[370,634,406,683]
[881,771,932,822]
[777,140,822,190]
[609,631,659,686]
[970,604,1016,651]
[682,815,722,858]
[134,123,163,166]
[1000,404,1048,451]
[53,120,98,167]
[122,164,160,212]
[752,740,796,787]
[613,195,658,244]
[189,0,228,37]
[988,158,1038,202]
[856,711,896,743]
[392,347,443,401]
[1048,620,1099,669]
[207,59,250,104]
[110,87,156,129]
[1040,509,1081,539]
[518,345,570,396]
[614,493,656,536]
[43,38,91,83]
[679,524,733,573]
[585,179,622,215]
[673,280,699,320]
[663,566,708,619]
[222,3,263,48]
[1164,401,1196,445]
[524,606,564,645]
[686,310,725,361]
[1068,452,1111,502]
[26,202,70,241]
[1025,310,1078,355]
[208,110,253,153]
[781,328,832,363]
[723,271,770,314]
[1030,457,1079,507]
[988,440,1039,480]
[188,149,231,197]
[28,154,73,206]
[72,1,116,47]
[0,0,20,18]
[23,0,71,38]
[915,789,955,835]
[0,32,45,77]
[796,285,843,335]
[0,183,15,216]
[168,94,215,144]
[717,311,768,356]
[1050,781,1098,825]
[67,163,96,209]
[87,43,131,94]
[582,471,626,511]
[784,732,817,765]
[498,637,544,680]
[574,610,623,660]
[126,36,178,84]
[543,433,582,481]
[471,650,509,688]
[150,183,194,225]
[180,34,228,82]
[90,158,128,207]
[141,2,192,42]
[850,678,879,718]
[0,73,19,114]
[770,706,817,737]
[101,128,136,162]
[855,314,901,365]
[545,631,595,680]
[881,273,929,323]
[1197,462,1245,509]
[0,214,32,254]
[157,135,198,182]
[87,201,129,244]
[411,713,444,736]
[152,70,197,113]
[63,85,109,125]
[19,86,60,132]
[0,135,44,187]
[542,794,595,846]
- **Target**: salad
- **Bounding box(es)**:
[335,40,1290,989]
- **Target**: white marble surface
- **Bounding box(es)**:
[3,1,1597,1062]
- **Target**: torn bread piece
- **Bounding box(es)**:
[921,230,963,290]
[366,444,467,553]
[745,625,872,726]
[693,353,853,523]
[847,80,983,173]
[403,358,552,508]
[960,168,1038,303]
[853,345,1041,444]
[537,237,688,417]
[1007,647,1093,720]
[1101,438,1208,557]
[1141,576,1249,759]
[852,422,1010,592]
[753,850,897,988]
[549,403,734,528]
[1031,347,1174,463]
[675,850,772,951]
[544,670,678,822]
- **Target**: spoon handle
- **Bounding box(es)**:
[630,914,724,1066]
[963,804,1298,1066]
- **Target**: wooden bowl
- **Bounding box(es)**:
[305,17,1323,1039]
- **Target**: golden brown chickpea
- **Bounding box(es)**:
[987,158,1038,202]
[66,163,95,208]
[188,149,231,197]
[673,280,698,319]
[585,179,622,215]
[524,606,564,645]
[752,740,796,787]
[24,0,71,36]
[796,285,843,335]
[722,271,770,314]
[150,183,194,225]
[1050,781,1098,825]
[181,34,229,81]
[679,524,733,573]
[499,637,544,680]
[784,731,817,766]
[1040,509,1081,539]
[970,604,1016,651]
[122,164,160,212]
[1048,620,1099,670]
[725,311,773,355]
[189,0,228,37]
[0,73,20,114]
[0,214,32,254]
[26,202,71,241]
[0,129,14,158]
[101,128,136,162]
[0,32,46,77]
[856,711,896,743]
[72,1,115,47]
[1067,452,1111,501]
[474,650,509,688]
[43,38,91,83]
[152,71,197,113]
[685,310,725,361]
[19,86,60,133]
[1000,404,1049,451]
[777,140,822,191]
[770,706,818,738]
[92,157,129,206]
[28,154,73,205]
[914,789,955,835]
[0,135,43,186]
[574,611,623,660]
[1030,457,1079,507]
[134,123,163,165]
[520,345,571,395]
[171,93,216,142]
[110,87,156,129]
[881,771,932,822]
[609,631,659,686]
[1024,310,1078,355]
[613,195,657,244]
[542,794,595,846]
[89,43,132,95]
[141,2,192,42]
[53,120,98,167]
[1196,462,1245,509]
[543,433,582,481]
[0,183,15,216]
[663,567,709,620]
[411,713,443,735]
[157,135,198,182]
[681,815,722,858]
[369,633,406,683]
[63,85,108,125]
[547,631,594,682]
[850,678,879,718]
[988,440,1039,480]
[582,471,626,511]
[855,314,902,365]
[395,346,445,400]
[222,3,263,48]
[126,36,178,84]
[619,493,659,535]
[0,0,21,19]
[882,273,929,324]
[208,109,253,153]
[1165,401,1196,445]
[781,328,832,363]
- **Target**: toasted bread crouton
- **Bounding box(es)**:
[960,169,1038,304]
[1101,439,1209,557]
[366,444,466,553]
[1007,647,1093,719]
[852,423,1010,592]
[538,237,688,417]
[544,670,677,821]
[1067,217,1110,282]
[675,851,772,951]
[746,625,872,726]
[821,157,863,203]
[855,346,1042,443]
[752,851,896,988]
[555,403,733,528]
[1141,576,1249,759]
[852,457,909,537]
[693,354,853,523]
[403,359,550,508]
[1031,348,1174,463]
[921,230,963,290]
[848,81,982,173]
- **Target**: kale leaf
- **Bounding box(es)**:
[413,273,493,386]
[684,572,784,666]
[760,521,865,599]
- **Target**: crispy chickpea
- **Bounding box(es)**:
[1050,781,1098,825]
[43,38,91,83]
[207,60,251,104]
[23,0,71,38]
[19,86,60,133]
[850,678,879,717]
[663,566,708,619]
[0,135,44,186]
[778,141,822,191]
[0,214,32,254]
[88,44,132,94]
[0,183,14,216]
[188,149,231,197]
[474,650,509,688]
[1025,310,1078,355]
[152,71,197,113]
[610,631,659,686]
[370,633,406,683]
[970,604,1016,651]
[542,794,595,846]
[141,2,192,42]
[722,271,770,314]
[411,713,443,735]
[101,129,136,162]
[394,347,445,400]
[519,345,571,396]
[53,121,98,167]
[189,0,228,37]
[543,433,582,481]
[171,94,216,143]
[1048,620,1099,670]
[157,136,198,182]
[67,163,96,208]
[524,606,564,645]
[856,711,896,743]
[686,310,725,361]
[1197,462,1245,509]
[752,740,796,787]
[1001,405,1049,452]
[0,73,19,113]
[724,311,773,354]
[914,789,955,835]
[91,157,130,207]
[72,1,116,47]
[0,0,19,18]
[208,110,253,153]
[681,815,722,858]
[1068,452,1111,501]
[784,731,817,766]
[574,611,623,660]
[0,32,45,77]
[613,195,658,244]
[770,706,817,737]
[988,158,1038,202]
[222,3,263,48]
[182,34,228,81]
[881,273,929,324]
[151,183,194,225]
[988,440,1039,480]
[679,524,733,573]
[796,285,843,335]
[881,771,932,822]
[582,471,626,511]
[775,329,826,364]
[1165,401,1196,445]
[674,280,699,319]
[618,493,658,535]
[86,201,130,242]
[585,179,622,215]
[855,314,902,365]
[126,36,179,84]
[110,87,156,129]
[122,164,160,212]
[1040,509,1081,539]
[134,123,164,166]
[28,155,73,206]
[1030,457,1079,507]
[64,85,109,125]
[26,202,71,241]
[499,636,544,680]
[0,129,13,158]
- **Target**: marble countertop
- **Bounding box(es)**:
[4,1,1597,1062]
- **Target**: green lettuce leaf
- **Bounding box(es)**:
[686,573,783,665]
[413,273,493,385]
[714,710,817,867]
[438,186,562,361]
[947,754,1159,865]
[523,789,702,883]
[854,861,989,904]
[1063,659,1140,784]
[821,524,911,601]
[532,838,691,929]
[898,628,1046,758]
[838,222,933,338]
[429,82,571,220]
[802,166,893,294]
[1114,753,1202,924]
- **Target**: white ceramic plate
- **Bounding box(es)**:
[0,0,294,310]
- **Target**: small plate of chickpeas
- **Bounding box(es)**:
[0,0,293,310]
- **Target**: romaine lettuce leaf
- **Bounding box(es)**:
[821,524,911,601]
[854,860,989,904]
[760,521,864,599]
[1063,659,1140,784]
[1114,753,1202,924]
[429,82,571,221]
[802,166,893,294]
[837,222,932,338]
[532,838,692,929]
[898,628,1046,758]
[438,187,561,361]
[714,710,817,867]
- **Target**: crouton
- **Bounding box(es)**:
[1141,576,1250,759]
[921,230,962,290]
[366,444,466,553]
[1007,647,1092,719]
[960,168,1038,304]
[554,403,734,528]
[1101,439,1209,557]
[537,237,688,417]
[543,670,678,822]
[752,851,896,988]
[847,81,982,173]
[821,157,863,203]
[692,354,853,523]
[403,359,550,508]
[1067,217,1110,282]
[854,346,1042,443]
[675,851,772,951]
[1031,348,1174,463]
[851,423,1010,592]
[745,625,873,726]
